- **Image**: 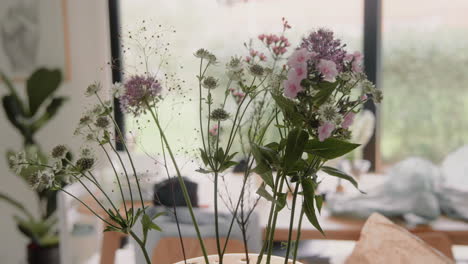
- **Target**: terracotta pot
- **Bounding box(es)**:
[27,243,59,264]
[174,254,303,264]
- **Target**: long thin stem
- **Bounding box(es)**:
[266,173,286,263]
[60,188,119,229]
[159,135,188,263]
[284,182,299,263]
[293,207,305,264]
[146,102,209,263]
[87,124,129,221]
[99,142,128,221]
[96,93,145,216]
[130,230,152,264]
[256,172,282,264]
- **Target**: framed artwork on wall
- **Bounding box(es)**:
[0,0,70,81]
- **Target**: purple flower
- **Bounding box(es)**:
[119,75,162,115]
[300,29,347,72]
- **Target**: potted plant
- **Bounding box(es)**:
[1,69,68,264]
[9,20,382,264]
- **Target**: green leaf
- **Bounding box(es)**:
[195,168,213,174]
[31,97,68,133]
[275,193,287,212]
[199,148,210,166]
[321,166,364,193]
[141,213,162,242]
[271,93,303,126]
[302,178,324,235]
[312,81,337,106]
[304,138,360,160]
[283,129,309,171]
[219,160,238,172]
[256,183,275,202]
[0,192,34,219]
[2,95,27,135]
[152,211,166,221]
[252,163,274,188]
[251,144,275,187]
[104,225,121,232]
[26,68,62,116]
[0,71,27,113]
[315,194,324,214]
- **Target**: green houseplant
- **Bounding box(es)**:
[1,68,68,264]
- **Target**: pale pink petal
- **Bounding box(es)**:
[318,122,335,141]
[317,59,338,82]
[288,63,307,81]
[287,48,314,69]
[342,112,355,129]
[283,79,303,99]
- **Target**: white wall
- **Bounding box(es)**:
[0,1,111,263]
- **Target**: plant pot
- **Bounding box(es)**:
[27,243,59,264]
[174,254,303,264]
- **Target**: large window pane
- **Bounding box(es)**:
[120,0,363,154]
[381,0,468,164]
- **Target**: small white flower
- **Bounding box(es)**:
[9,152,27,174]
[226,56,244,72]
[112,82,125,98]
[85,82,102,97]
[40,170,55,189]
[318,104,340,124]
[52,161,63,173]
[361,80,375,93]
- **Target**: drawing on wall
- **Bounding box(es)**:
[0,0,69,80]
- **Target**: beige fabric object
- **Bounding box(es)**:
[346,213,454,264]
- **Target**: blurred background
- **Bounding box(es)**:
[1,0,467,263]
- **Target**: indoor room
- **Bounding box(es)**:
[1,0,467,263]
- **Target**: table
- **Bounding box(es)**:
[77,172,468,263]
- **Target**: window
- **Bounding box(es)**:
[118,0,364,154]
[381,0,468,164]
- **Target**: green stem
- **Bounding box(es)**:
[284,182,299,263]
[293,208,305,264]
[130,230,152,264]
[266,173,286,263]
[257,172,282,264]
[146,102,209,264]
[60,188,119,229]
[96,93,144,216]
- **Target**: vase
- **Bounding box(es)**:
[27,243,59,264]
[174,254,303,264]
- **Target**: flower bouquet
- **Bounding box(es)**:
[10,19,381,264]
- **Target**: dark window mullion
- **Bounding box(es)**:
[363,0,382,171]
[108,0,125,151]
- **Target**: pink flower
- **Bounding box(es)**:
[287,48,314,69]
[258,34,266,41]
[209,124,219,136]
[317,59,338,82]
[360,94,368,101]
[250,49,258,57]
[283,78,303,99]
[259,53,267,61]
[341,112,355,129]
[245,56,251,63]
[288,63,307,80]
[318,122,335,141]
